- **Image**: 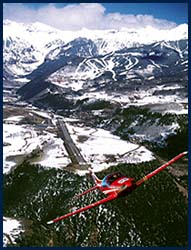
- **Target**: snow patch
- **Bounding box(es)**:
[3,217,24,247]
[4,115,24,123]
[66,123,155,174]
[33,137,71,168]
[3,123,71,174]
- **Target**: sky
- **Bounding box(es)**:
[3,3,188,31]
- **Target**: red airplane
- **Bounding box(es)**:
[47,151,187,224]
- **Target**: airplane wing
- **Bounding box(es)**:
[47,194,117,224]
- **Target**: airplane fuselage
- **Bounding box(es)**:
[98,176,136,197]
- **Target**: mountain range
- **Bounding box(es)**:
[3,19,188,80]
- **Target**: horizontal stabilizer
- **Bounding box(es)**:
[75,185,98,198]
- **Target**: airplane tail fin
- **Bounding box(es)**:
[74,168,101,198]
[88,168,102,185]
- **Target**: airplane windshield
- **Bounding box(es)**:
[102,172,123,186]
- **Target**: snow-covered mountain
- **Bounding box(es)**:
[3,19,188,79]
[3,18,188,120]
[17,37,188,101]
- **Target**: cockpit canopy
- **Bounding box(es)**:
[102,172,124,187]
